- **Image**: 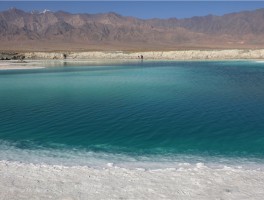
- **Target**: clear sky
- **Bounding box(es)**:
[1,1,264,19]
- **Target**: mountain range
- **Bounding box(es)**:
[1,8,264,51]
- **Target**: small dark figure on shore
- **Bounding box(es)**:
[140,55,143,60]
[20,55,25,61]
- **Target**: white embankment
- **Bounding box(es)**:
[24,49,264,60]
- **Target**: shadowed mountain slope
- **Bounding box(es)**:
[1,8,264,51]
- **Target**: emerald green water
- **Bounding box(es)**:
[0,61,264,165]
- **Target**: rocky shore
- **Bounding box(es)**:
[2,49,264,61]
[0,52,25,60]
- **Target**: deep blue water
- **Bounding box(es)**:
[0,60,264,165]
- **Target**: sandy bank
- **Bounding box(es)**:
[24,49,264,60]
[0,161,264,200]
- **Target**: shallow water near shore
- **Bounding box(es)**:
[0,60,264,169]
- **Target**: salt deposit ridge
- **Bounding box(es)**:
[1,160,264,199]
[0,142,264,199]
[24,49,264,60]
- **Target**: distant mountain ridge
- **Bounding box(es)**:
[1,8,264,51]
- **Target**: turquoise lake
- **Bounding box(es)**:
[0,61,264,166]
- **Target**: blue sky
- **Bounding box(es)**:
[1,1,264,19]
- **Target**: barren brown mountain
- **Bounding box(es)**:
[1,8,264,51]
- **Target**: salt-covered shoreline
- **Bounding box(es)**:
[0,62,45,70]
[24,49,264,60]
[1,49,264,70]
[0,160,264,200]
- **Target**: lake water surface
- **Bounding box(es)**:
[0,60,264,169]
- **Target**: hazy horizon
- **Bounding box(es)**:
[1,1,264,19]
